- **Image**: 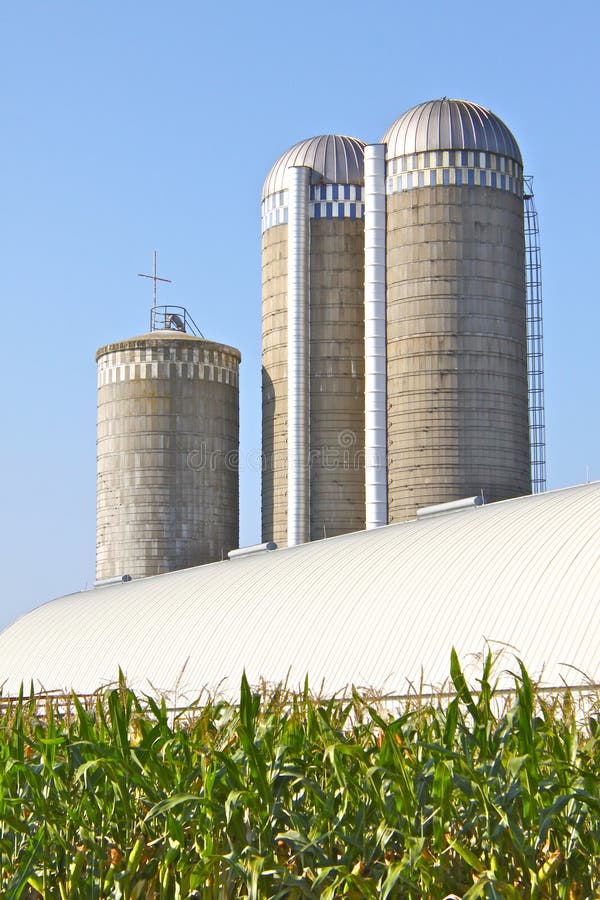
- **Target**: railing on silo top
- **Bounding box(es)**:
[150,304,204,338]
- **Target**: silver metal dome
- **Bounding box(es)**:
[382,99,522,164]
[262,135,365,199]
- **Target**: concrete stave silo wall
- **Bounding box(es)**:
[261,142,366,546]
[96,333,240,579]
[385,153,531,522]
[262,216,366,545]
[261,223,288,545]
[309,218,365,541]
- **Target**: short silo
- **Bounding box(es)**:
[261,135,366,546]
[382,99,531,522]
[96,325,240,580]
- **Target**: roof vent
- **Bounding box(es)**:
[228,542,277,560]
[94,574,133,588]
[416,496,484,519]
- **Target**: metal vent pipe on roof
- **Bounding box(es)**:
[94,574,133,588]
[416,496,484,518]
[364,145,388,529]
[287,166,311,546]
[228,542,277,560]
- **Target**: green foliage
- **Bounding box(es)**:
[0,655,599,897]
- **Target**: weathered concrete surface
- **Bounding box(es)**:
[308,219,365,541]
[262,219,365,545]
[96,332,240,579]
[262,224,288,545]
[386,185,530,523]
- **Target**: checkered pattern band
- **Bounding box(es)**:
[97,346,239,388]
[262,184,365,233]
[386,151,522,197]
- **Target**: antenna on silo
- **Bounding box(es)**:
[138,249,172,314]
[137,250,204,336]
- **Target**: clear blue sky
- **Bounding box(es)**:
[1,0,598,631]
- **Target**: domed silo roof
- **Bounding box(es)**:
[382,99,522,164]
[262,134,365,199]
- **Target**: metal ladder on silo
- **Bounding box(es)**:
[524,176,547,493]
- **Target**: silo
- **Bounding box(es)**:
[382,99,531,522]
[261,135,366,546]
[96,328,240,580]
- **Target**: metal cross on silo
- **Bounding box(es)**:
[138,250,172,309]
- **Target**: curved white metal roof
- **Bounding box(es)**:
[382,98,522,164]
[262,135,365,200]
[1,483,598,701]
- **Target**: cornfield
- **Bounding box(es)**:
[1,651,600,898]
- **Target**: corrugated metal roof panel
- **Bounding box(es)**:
[0,483,598,700]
